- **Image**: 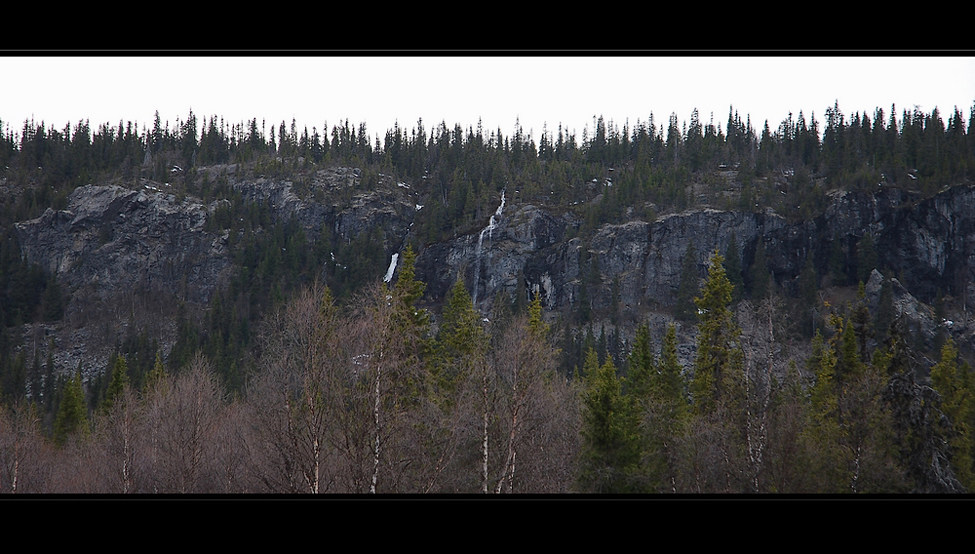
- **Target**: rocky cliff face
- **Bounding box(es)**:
[11,167,421,376]
[231,167,417,253]
[16,184,232,307]
[14,166,975,376]
[415,184,975,341]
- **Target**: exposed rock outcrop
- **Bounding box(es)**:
[415,185,975,343]
[15,166,975,378]
[231,167,416,253]
[16,184,232,306]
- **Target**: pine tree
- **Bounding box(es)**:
[579,348,640,492]
[102,354,129,414]
[627,323,654,402]
[644,323,688,492]
[53,369,87,446]
[433,278,487,407]
[930,337,975,490]
[392,245,430,368]
[146,351,167,395]
[527,289,547,339]
[690,251,745,416]
[835,318,862,383]
[804,329,848,492]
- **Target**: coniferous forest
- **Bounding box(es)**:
[2,100,975,493]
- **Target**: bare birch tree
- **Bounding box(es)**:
[93,385,141,493]
[0,402,50,493]
[491,315,572,492]
[247,284,341,493]
[143,354,223,493]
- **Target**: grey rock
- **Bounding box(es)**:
[18,168,975,380]
[416,184,975,354]
[16,184,231,306]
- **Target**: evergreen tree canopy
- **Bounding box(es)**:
[723,233,744,303]
[691,251,744,416]
[102,354,129,414]
[54,370,87,446]
[675,243,699,322]
[579,348,640,492]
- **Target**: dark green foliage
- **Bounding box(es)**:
[53,369,87,446]
[146,351,167,395]
[874,276,895,342]
[723,233,744,303]
[851,283,872,362]
[675,243,699,322]
[101,354,128,414]
[885,365,964,493]
[798,254,819,336]
[527,289,547,338]
[828,239,848,287]
[627,324,654,402]
[748,238,770,301]
[41,274,65,322]
[0,101,974,492]
[641,324,689,492]
[657,324,686,409]
[856,233,879,284]
[0,348,26,406]
[579,348,641,492]
[0,226,50,328]
[835,318,862,383]
[432,278,487,406]
[930,337,975,490]
[691,251,744,416]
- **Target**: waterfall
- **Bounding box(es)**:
[472,190,506,306]
[383,253,399,283]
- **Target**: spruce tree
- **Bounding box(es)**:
[527,289,547,339]
[146,351,167,395]
[102,354,129,414]
[835,318,862,384]
[627,323,654,402]
[657,324,687,415]
[804,329,848,492]
[930,337,975,490]
[392,244,431,382]
[53,369,87,446]
[690,251,744,416]
[393,244,426,327]
[645,323,689,492]
[579,347,640,492]
[433,278,487,407]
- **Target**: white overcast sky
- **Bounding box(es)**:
[3,55,974,144]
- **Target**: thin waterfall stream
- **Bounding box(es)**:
[472,189,506,306]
